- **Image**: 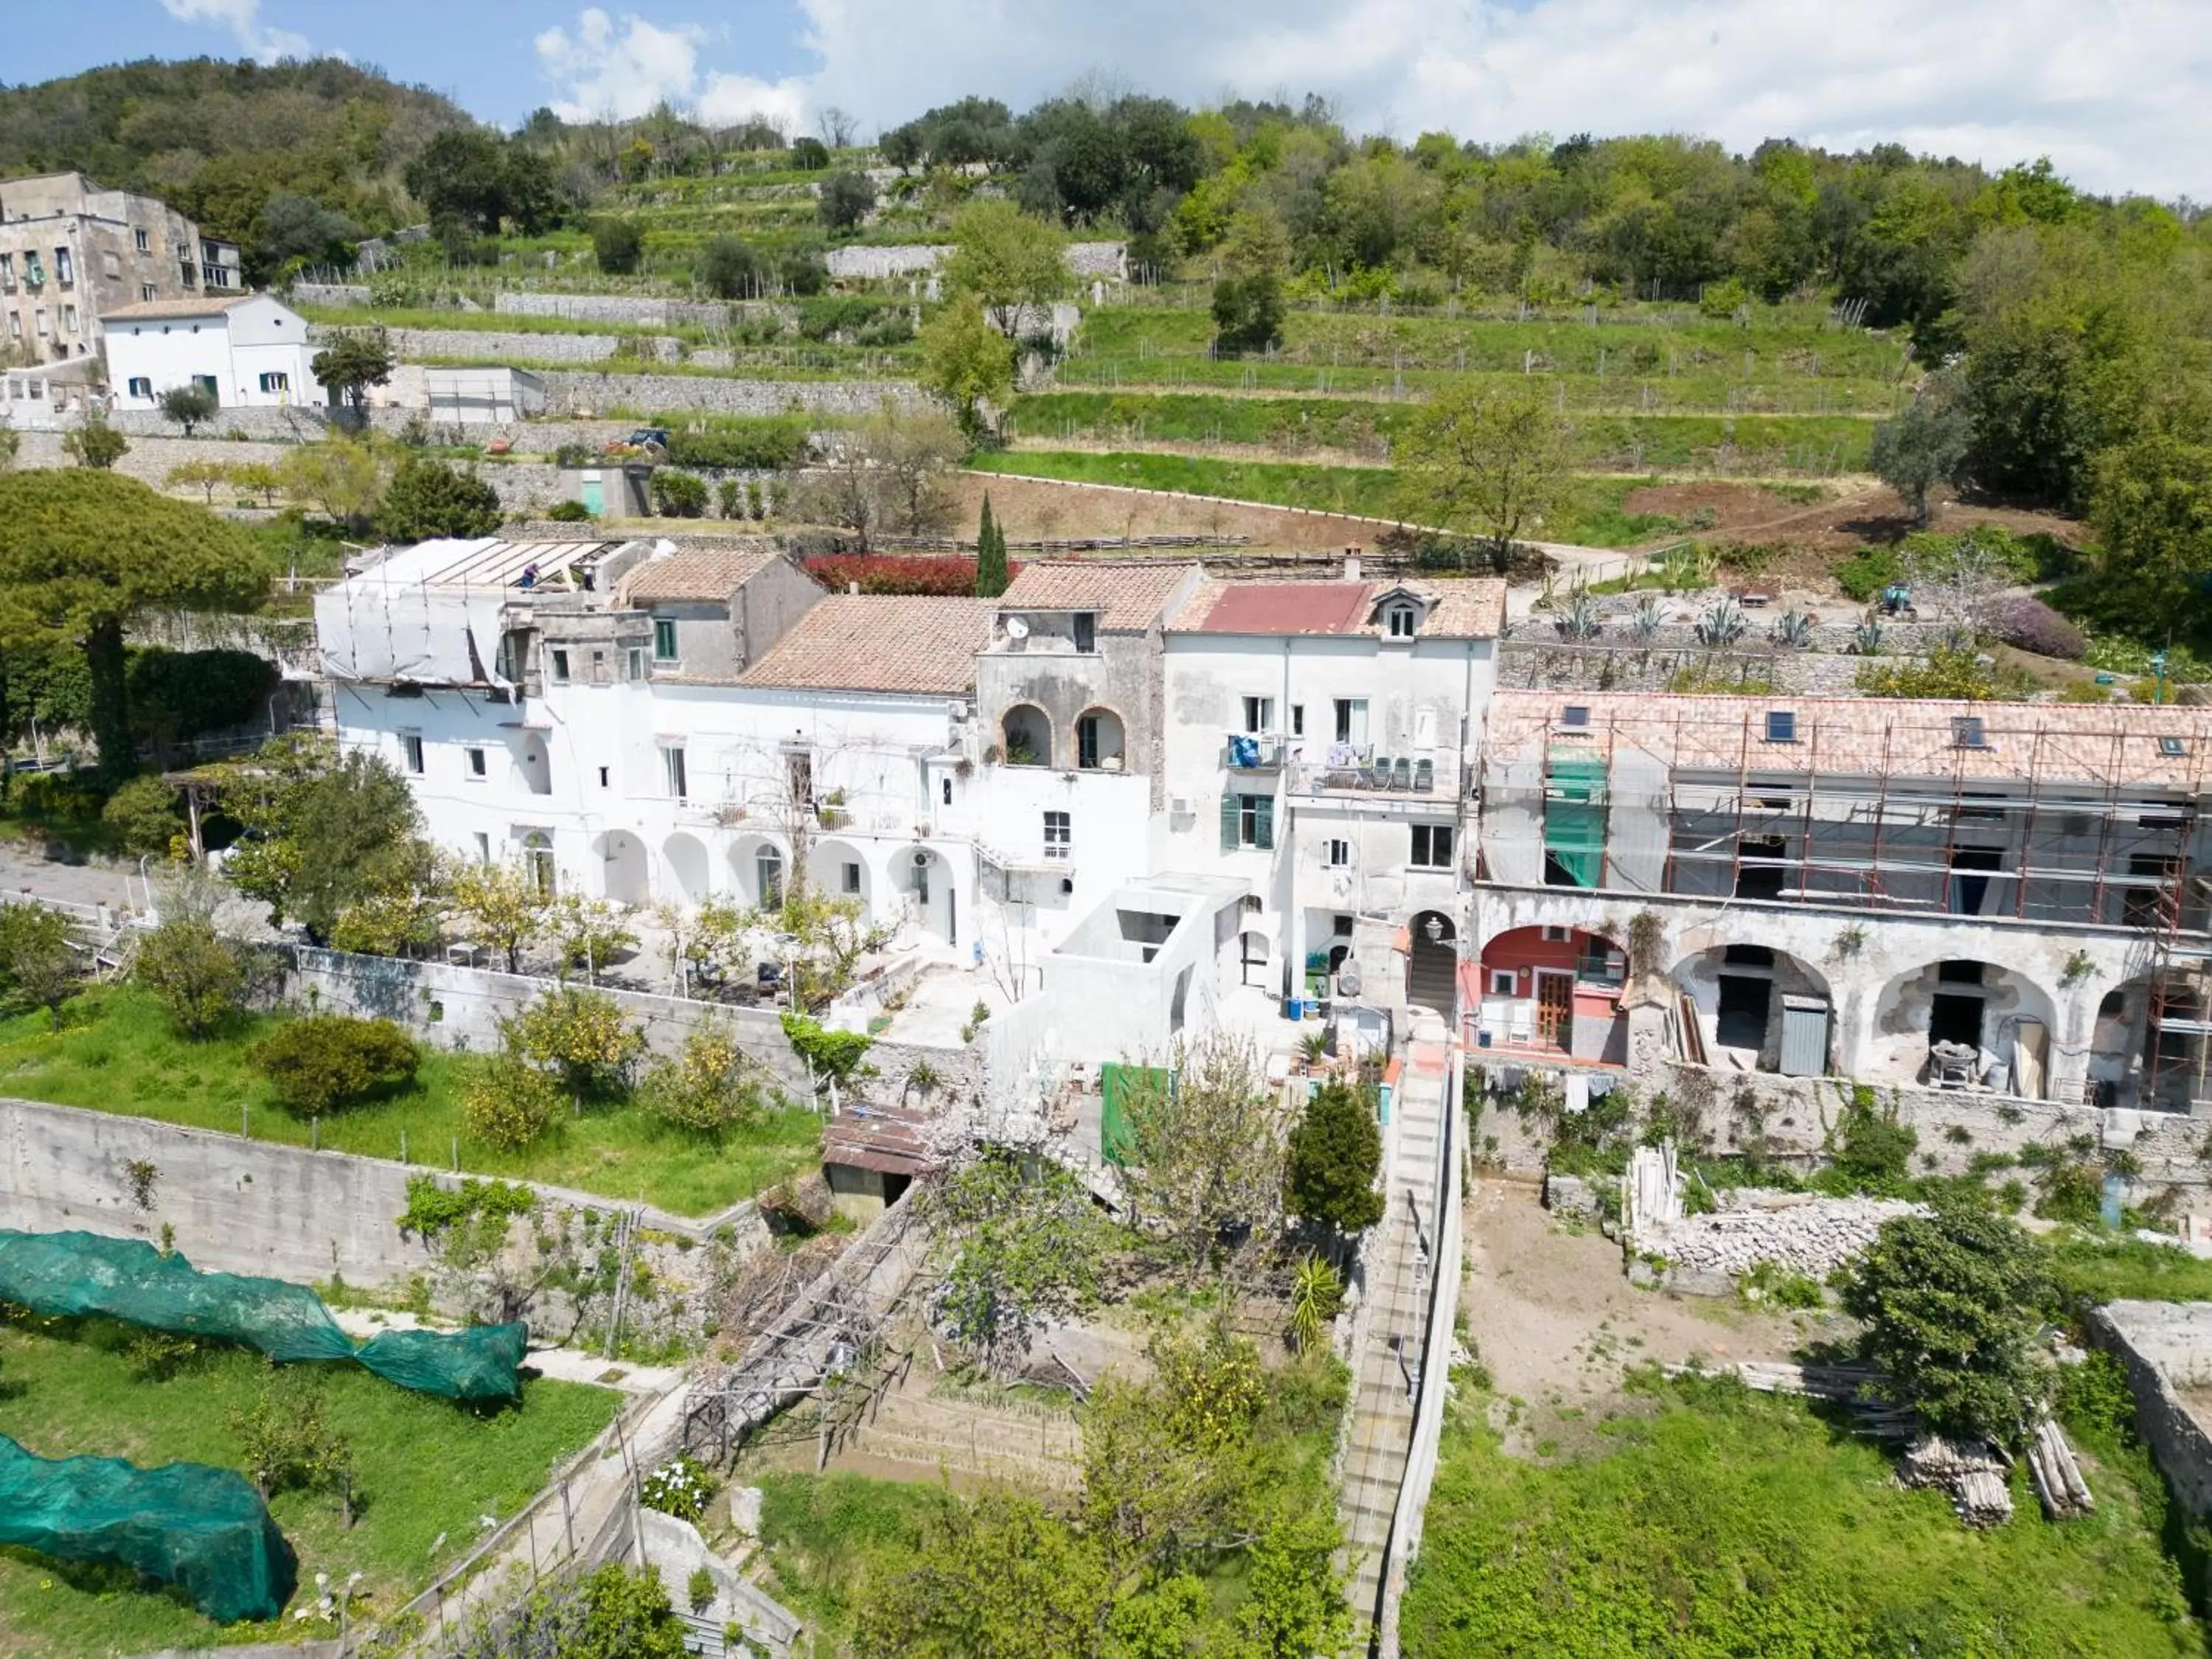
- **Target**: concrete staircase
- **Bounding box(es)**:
[1338,1037,1450,1645]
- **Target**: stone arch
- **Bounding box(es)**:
[898,844,956,945]
[595,830,650,908]
[1473,923,1627,1057]
[1870,957,2059,1096]
[1669,943,1832,1073]
[522,831,557,901]
[728,832,786,911]
[663,832,712,905]
[1001,703,1051,768]
[1075,705,1127,772]
[808,837,873,919]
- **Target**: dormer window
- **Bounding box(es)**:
[1386,605,1418,638]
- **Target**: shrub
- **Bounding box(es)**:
[135,916,248,1038]
[662,420,810,470]
[796,295,877,342]
[639,1455,712,1521]
[715,479,745,518]
[101,776,186,858]
[127,647,278,744]
[591,217,644,274]
[1834,546,1902,602]
[636,1022,766,1135]
[695,235,768,300]
[376,455,501,543]
[249,1014,420,1116]
[799,554,1019,596]
[545,498,592,522]
[1856,645,2037,700]
[651,469,709,518]
[1989,595,2086,660]
[461,1051,562,1150]
[789,138,830,171]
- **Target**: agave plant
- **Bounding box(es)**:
[1556,590,1603,641]
[1287,1253,1345,1354]
[1695,599,1747,647]
[1770,607,1814,647]
[1632,594,1664,644]
[1851,613,1885,655]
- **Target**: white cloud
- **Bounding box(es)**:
[545,0,2208,199]
[534,7,807,131]
[158,0,311,66]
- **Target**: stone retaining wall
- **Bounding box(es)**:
[2090,1301,2212,1518]
[536,370,922,417]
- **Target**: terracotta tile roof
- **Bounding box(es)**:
[739,596,995,695]
[1485,690,2212,790]
[1168,575,1506,639]
[616,543,789,605]
[100,294,260,321]
[996,561,1200,631]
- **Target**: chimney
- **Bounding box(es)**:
[848,581,860,595]
[1343,546,1362,582]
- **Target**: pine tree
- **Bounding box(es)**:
[975,495,1009,597]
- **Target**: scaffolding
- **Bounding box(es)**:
[1478,695,2212,1105]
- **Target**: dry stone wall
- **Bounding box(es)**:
[1630,1189,1922,1295]
[536,370,922,417]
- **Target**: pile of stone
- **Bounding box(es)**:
[1635,1189,1922,1293]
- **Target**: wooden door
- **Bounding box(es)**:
[1535,970,1573,1050]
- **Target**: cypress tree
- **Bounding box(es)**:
[975,495,1009,597]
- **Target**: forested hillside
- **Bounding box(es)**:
[0,58,473,275]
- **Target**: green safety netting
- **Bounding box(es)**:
[0,1433,295,1624]
[0,1231,528,1401]
[1544,746,1610,888]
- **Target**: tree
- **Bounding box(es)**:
[1211,209,1290,356]
[166,459,230,504]
[462,1049,562,1150]
[650,467,709,518]
[695,235,769,299]
[0,470,265,776]
[250,1015,419,1116]
[0,902,78,1029]
[135,914,248,1038]
[102,776,185,858]
[255,192,361,274]
[790,137,830,171]
[1116,1034,1288,1281]
[546,893,636,981]
[376,454,503,543]
[282,437,383,532]
[928,1148,1105,1374]
[858,1490,1118,1659]
[817,170,877,235]
[215,734,432,942]
[311,328,395,415]
[404,129,565,236]
[227,1367,354,1523]
[1397,383,1576,567]
[156,383,219,437]
[942,200,1068,337]
[636,1020,766,1135]
[1285,1079,1385,1239]
[918,302,1015,446]
[1870,382,1973,525]
[974,495,1009,597]
[2090,431,2212,613]
[1840,1201,2054,1450]
[448,858,543,973]
[60,418,128,470]
[591,216,644,274]
[505,985,642,1112]
[226,460,282,507]
[0,427,18,471]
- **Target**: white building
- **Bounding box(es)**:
[101,293,320,414]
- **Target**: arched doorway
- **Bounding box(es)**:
[1238,928,1271,989]
[663,832,711,904]
[1001,705,1051,768]
[522,832,557,901]
[1670,943,1830,1074]
[809,838,872,919]
[1871,959,2057,1096]
[729,834,785,912]
[519,732,552,796]
[1076,706,1127,771]
[597,830,650,907]
[1408,911,1458,1018]
[900,846,955,945]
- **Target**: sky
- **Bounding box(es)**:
[14,0,2212,200]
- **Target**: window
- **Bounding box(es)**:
[942,776,953,805]
[524,832,556,900]
[34,309,47,338]
[5,313,16,339]
[473,832,491,863]
[1073,613,1096,653]
[1489,969,1517,997]
[1332,698,1368,745]
[127,376,151,399]
[257,371,288,394]
[1562,705,1589,728]
[1543,926,1571,942]
[53,248,72,284]
[1938,959,1985,984]
[134,228,150,254]
[590,650,607,684]
[1952,715,1988,749]
[1386,605,1417,637]
[139,283,156,302]
[60,305,76,333]
[1323,838,1351,868]
[1764,709,1796,743]
[1411,824,1455,868]
[597,765,610,788]
[1220,792,1275,851]
[1242,695,1275,734]
[1290,705,1305,737]
[549,648,570,684]
[193,374,217,402]
[101,251,119,280]
[1043,810,1071,859]
[663,747,688,799]
[2162,736,2190,758]
[0,254,11,284]
[401,734,423,774]
[842,861,863,894]
[626,647,646,681]
[465,747,487,778]
[653,618,678,661]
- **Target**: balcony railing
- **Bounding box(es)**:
[1290,749,1446,796]
[1223,734,1285,771]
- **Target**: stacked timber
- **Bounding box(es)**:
[2025,1417,2095,1520]
[1901,1434,2014,1527]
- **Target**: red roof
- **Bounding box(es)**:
[1191,583,1373,635]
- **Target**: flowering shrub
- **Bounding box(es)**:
[801,554,1023,597]
[639,1455,712,1521]
[1989,596,2086,661]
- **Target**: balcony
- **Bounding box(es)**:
[1223,734,1285,772]
[1290,747,1447,797]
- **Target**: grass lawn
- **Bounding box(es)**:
[0,1310,619,1655]
[1402,1373,2202,1657]
[968,449,1681,547]
[0,988,820,1218]
[754,1470,948,1648]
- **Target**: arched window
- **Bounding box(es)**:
[1001,704,1051,767]
[523,832,556,901]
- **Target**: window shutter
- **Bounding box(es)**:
[1220,793,1239,852]
[1254,795,1275,851]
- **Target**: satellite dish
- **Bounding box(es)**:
[1004,616,1029,640]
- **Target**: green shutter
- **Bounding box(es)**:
[1220,793,1240,852]
[1253,794,1275,851]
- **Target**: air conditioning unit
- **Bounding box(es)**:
[912,850,931,868]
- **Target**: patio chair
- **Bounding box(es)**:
[1391,757,1412,791]
[1413,757,1435,793]
[1368,755,1394,790]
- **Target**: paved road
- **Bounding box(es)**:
[0,841,143,914]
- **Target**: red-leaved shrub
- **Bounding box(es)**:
[1989,596,2085,661]
[802,554,1024,597]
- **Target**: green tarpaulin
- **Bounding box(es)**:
[1099,1062,1171,1167]
[1544,747,1610,888]
[0,1433,295,1624]
[0,1230,527,1400]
